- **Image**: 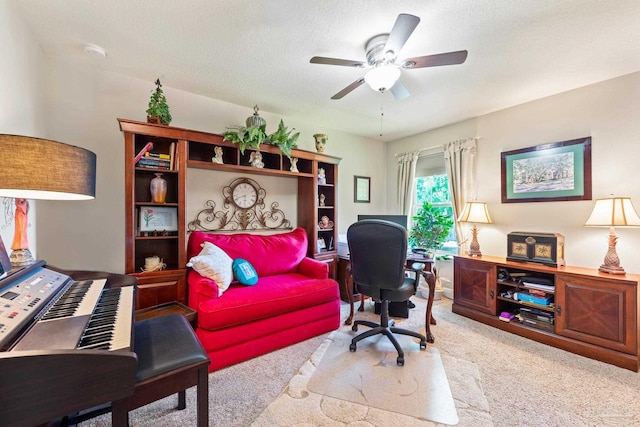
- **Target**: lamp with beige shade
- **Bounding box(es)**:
[584,197,640,275]
[457,201,493,257]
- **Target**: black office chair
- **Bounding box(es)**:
[347,219,427,365]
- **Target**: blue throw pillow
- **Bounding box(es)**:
[232,258,258,285]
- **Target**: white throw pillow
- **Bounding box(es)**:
[186,241,233,296]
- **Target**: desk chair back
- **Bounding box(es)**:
[347,220,408,301]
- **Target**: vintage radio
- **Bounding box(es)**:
[506,232,565,268]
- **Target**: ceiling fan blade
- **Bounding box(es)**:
[310,56,366,68]
[401,50,468,69]
[383,14,420,58]
[390,80,410,101]
[331,78,365,100]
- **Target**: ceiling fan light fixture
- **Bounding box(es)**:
[364,65,400,91]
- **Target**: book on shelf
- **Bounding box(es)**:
[137,158,171,168]
[169,142,176,170]
[134,142,154,163]
[144,152,171,160]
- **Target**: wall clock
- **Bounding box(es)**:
[231,180,258,209]
[188,177,292,232]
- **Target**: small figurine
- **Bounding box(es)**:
[249,151,264,168]
[290,157,299,173]
[318,215,334,229]
[319,193,326,207]
[212,146,224,164]
[318,168,326,184]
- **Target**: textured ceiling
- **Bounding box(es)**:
[12,0,640,141]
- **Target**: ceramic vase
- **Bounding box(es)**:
[150,173,167,203]
[313,134,328,153]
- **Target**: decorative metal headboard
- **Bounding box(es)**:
[187,177,292,232]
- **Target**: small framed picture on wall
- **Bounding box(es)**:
[354,176,370,203]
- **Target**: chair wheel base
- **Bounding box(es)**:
[397,356,404,366]
[350,343,357,352]
[420,340,427,349]
[352,324,358,332]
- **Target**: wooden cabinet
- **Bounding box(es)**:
[453,256,497,315]
[555,274,637,355]
[119,119,341,308]
[453,254,640,371]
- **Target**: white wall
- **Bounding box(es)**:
[35,59,385,273]
[0,1,46,258]
[386,72,640,272]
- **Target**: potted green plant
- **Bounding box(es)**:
[223,124,267,155]
[408,201,454,257]
[146,79,172,125]
[266,119,299,159]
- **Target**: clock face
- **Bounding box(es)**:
[232,182,258,209]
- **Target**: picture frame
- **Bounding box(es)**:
[354,175,371,203]
[501,137,592,203]
[139,206,178,232]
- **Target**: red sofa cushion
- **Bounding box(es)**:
[197,274,338,331]
[188,228,308,277]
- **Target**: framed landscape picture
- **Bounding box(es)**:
[501,137,592,203]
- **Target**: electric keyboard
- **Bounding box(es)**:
[0,262,138,427]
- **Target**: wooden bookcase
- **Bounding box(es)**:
[119,118,341,309]
[453,254,640,370]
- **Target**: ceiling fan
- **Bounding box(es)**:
[310,13,468,100]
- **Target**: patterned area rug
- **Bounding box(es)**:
[252,298,492,426]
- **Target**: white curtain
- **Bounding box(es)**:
[396,150,420,216]
[444,138,478,253]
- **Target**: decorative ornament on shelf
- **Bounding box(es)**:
[318,215,334,229]
[142,255,166,273]
[249,151,264,168]
[290,157,299,173]
[146,79,172,125]
[313,134,328,153]
[318,168,326,185]
[212,146,224,164]
[319,193,326,207]
[246,105,266,128]
[150,173,167,203]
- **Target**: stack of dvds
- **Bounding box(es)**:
[519,307,554,332]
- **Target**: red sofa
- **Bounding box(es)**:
[187,228,341,371]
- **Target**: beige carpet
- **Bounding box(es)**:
[80,293,640,426]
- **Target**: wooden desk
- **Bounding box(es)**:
[341,255,437,343]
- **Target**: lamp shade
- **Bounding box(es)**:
[364,65,401,91]
[0,134,96,200]
[457,202,493,224]
[584,197,640,227]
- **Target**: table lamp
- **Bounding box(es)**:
[0,134,96,267]
[584,197,640,275]
[457,201,493,257]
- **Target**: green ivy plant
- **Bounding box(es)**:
[223,125,267,155]
[266,119,299,159]
[408,202,454,255]
[146,79,172,125]
[223,118,299,159]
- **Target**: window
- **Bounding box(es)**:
[412,154,457,253]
